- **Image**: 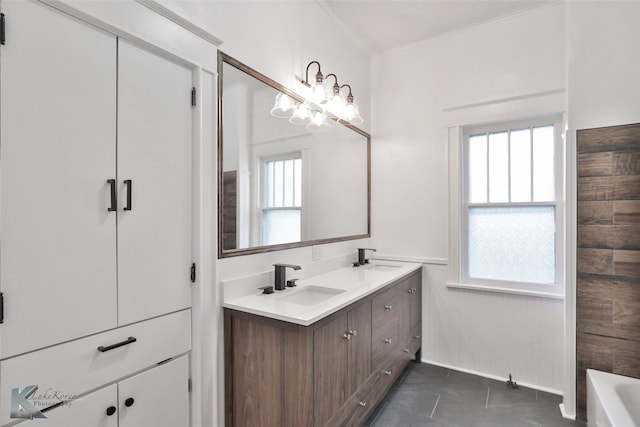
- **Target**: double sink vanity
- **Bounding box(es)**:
[218,52,417,427]
[223,260,422,427]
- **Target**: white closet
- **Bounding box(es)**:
[0,1,193,359]
[0,1,196,424]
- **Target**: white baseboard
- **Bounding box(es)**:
[558,403,576,420]
[420,359,564,396]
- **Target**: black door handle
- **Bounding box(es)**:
[107,179,117,212]
[97,336,137,352]
[124,179,132,211]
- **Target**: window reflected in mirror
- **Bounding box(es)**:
[218,52,370,257]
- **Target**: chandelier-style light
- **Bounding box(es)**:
[269,60,364,130]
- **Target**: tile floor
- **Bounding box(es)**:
[364,362,586,427]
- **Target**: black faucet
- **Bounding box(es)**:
[356,248,377,266]
[273,264,302,291]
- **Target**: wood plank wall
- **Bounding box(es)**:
[576,123,640,421]
[222,170,237,250]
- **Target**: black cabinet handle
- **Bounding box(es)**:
[107,179,117,212]
[106,406,116,416]
[124,179,132,211]
[97,336,137,352]
[124,397,135,407]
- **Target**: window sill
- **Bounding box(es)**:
[446,282,564,300]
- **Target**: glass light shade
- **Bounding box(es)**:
[289,101,311,125]
[306,111,330,131]
[344,101,363,125]
[327,93,345,119]
[270,93,295,118]
[310,82,326,104]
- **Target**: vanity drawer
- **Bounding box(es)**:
[0,309,191,424]
[371,285,401,328]
[371,318,399,369]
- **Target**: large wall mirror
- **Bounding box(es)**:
[218,52,370,257]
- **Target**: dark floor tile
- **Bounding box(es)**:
[383,388,440,418]
[433,403,539,427]
[488,384,538,407]
[365,363,583,427]
[536,390,564,405]
[370,409,449,427]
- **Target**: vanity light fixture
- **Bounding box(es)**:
[272,60,364,129]
[301,60,326,104]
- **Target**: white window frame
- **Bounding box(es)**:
[448,115,565,299]
[259,151,303,246]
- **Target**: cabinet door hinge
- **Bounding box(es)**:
[0,292,4,324]
[1,13,6,45]
[191,87,196,107]
[190,263,196,283]
[188,378,192,393]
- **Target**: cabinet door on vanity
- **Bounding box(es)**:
[0,0,117,358]
[314,313,348,427]
[314,301,371,427]
[348,300,372,395]
[400,271,422,342]
[116,40,193,325]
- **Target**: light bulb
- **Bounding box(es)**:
[328,93,345,119]
[311,83,326,104]
[344,102,355,121]
[349,103,363,126]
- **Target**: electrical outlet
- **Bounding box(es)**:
[312,245,321,261]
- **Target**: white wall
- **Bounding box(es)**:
[156,2,372,426]
[371,3,568,393]
[563,0,640,417]
[159,0,372,275]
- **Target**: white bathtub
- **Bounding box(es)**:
[587,369,640,427]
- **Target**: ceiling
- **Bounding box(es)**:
[321,0,552,53]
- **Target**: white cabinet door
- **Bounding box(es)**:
[116,40,193,325]
[39,384,118,427]
[118,356,190,427]
[0,0,117,358]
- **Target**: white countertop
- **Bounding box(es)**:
[222,260,422,326]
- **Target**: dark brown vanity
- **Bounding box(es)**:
[224,269,422,427]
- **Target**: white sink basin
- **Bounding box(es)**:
[365,264,401,272]
[278,286,345,306]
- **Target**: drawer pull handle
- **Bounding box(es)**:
[414,335,421,340]
[385,305,392,310]
[358,401,367,408]
[349,329,358,336]
[384,370,392,376]
[124,397,135,407]
[384,338,392,344]
[403,348,410,353]
[106,406,116,416]
[343,333,352,341]
[97,336,137,352]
